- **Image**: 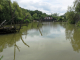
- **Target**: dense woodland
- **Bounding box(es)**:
[0,0,80,27]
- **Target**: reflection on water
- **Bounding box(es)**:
[0,28,30,60]
[0,55,3,60]
[64,24,80,53]
[0,22,80,60]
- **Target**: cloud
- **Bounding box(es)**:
[11,0,74,15]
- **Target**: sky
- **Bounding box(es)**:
[11,0,74,15]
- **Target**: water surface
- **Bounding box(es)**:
[0,22,80,60]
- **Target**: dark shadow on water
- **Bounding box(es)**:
[0,31,30,60]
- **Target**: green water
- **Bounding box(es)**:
[0,22,80,60]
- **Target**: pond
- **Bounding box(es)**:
[0,22,80,60]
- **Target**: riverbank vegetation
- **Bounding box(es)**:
[0,0,48,24]
[0,0,66,25]
[65,0,80,27]
[1,0,80,27]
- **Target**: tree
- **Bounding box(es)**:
[74,0,80,12]
[0,0,49,24]
[33,13,37,20]
[51,13,59,16]
[24,12,32,22]
[65,0,80,24]
[66,11,76,24]
[57,16,63,21]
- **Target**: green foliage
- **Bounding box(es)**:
[74,0,80,12]
[57,17,63,21]
[0,0,12,23]
[33,13,37,20]
[0,0,49,24]
[26,19,30,23]
[52,16,58,20]
[51,13,59,16]
[65,0,80,24]
[77,21,80,27]
[27,9,47,20]
[51,13,64,22]
[0,0,31,24]
[13,1,23,18]
[60,14,67,21]
[41,14,46,19]
[66,11,76,24]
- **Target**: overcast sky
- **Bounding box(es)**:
[11,0,74,15]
